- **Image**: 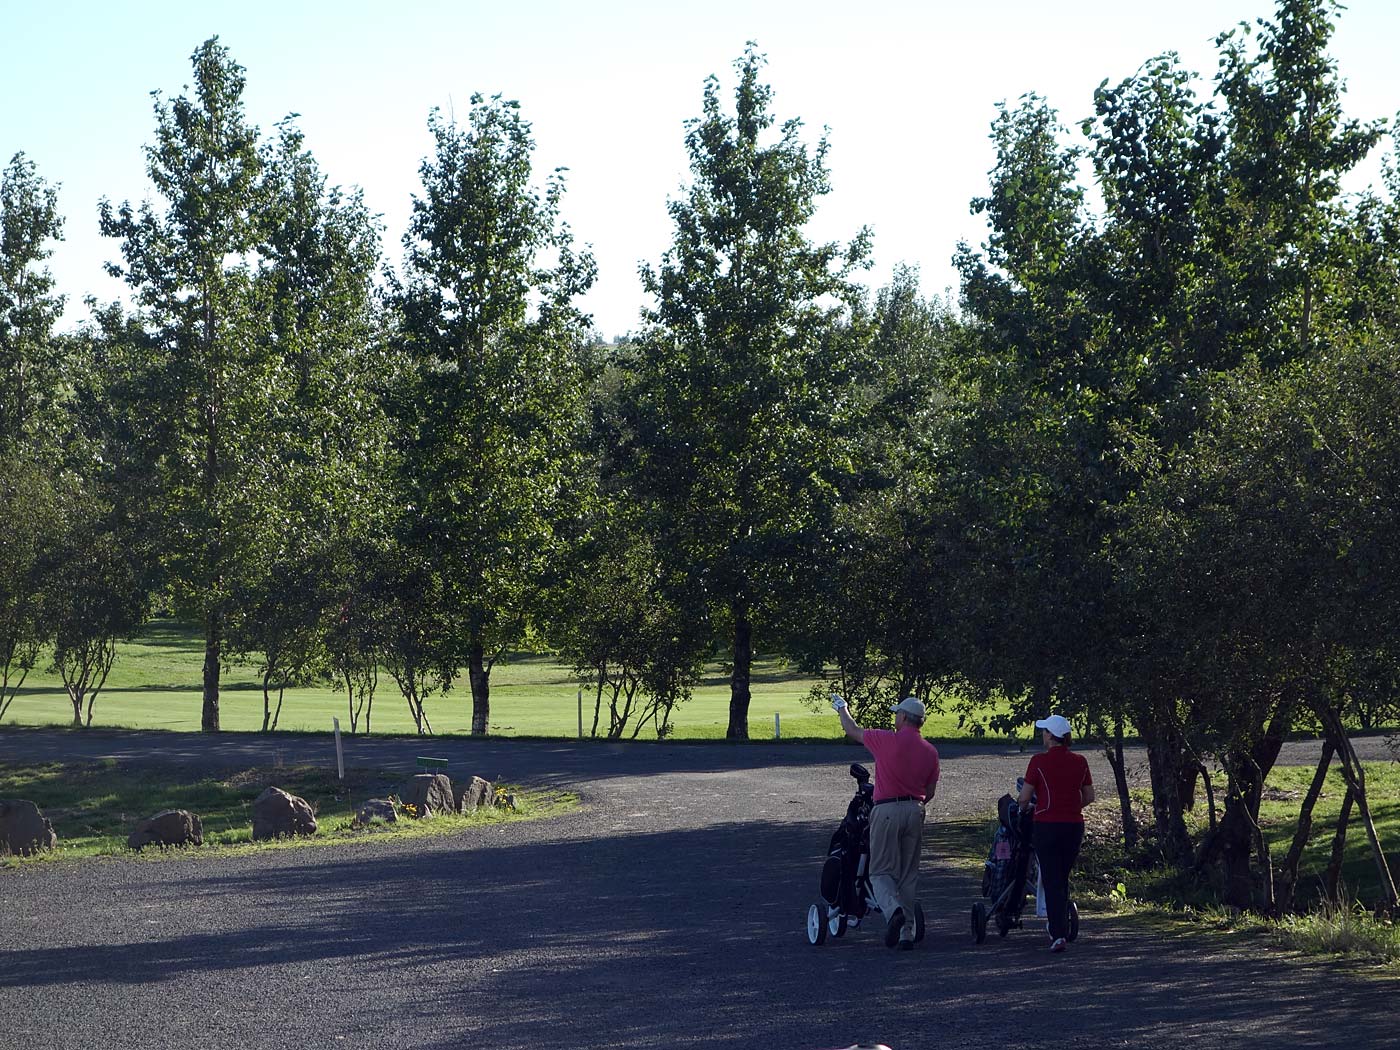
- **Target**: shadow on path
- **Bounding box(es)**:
[1,814,1391,1050]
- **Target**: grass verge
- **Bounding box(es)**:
[0,760,576,866]
[997,763,1400,971]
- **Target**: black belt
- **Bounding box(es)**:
[873,795,922,805]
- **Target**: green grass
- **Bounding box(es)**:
[1,619,1005,741]
[1256,762,1400,910]
[1054,761,1400,969]
[1072,763,1400,913]
[0,759,575,864]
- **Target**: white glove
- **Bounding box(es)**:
[830,695,847,712]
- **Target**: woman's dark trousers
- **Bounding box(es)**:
[1033,820,1085,941]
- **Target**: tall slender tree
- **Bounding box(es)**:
[0,153,67,724]
[225,119,388,733]
[99,38,273,732]
[0,152,66,446]
[397,94,595,735]
[628,46,870,738]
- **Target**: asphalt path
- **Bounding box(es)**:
[0,729,1395,1050]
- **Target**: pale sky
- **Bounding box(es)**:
[4,0,1398,339]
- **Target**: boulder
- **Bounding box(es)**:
[355,798,398,826]
[396,773,454,818]
[127,809,202,851]
[0,799,57,856]
[454,776,494,815]
[251,786,318,841]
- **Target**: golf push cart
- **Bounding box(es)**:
[806,761,925,945]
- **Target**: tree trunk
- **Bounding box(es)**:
[1216,769,1258,909]
[1324,787,1354,903]
[1198,705,1289,908]
[1276,739,1334,914]
[201,611,221,732]
[1177,762,1199,812]
[726,601,752,740]
[590,665,604,738]
[262,667,275,733]
[1146,732,1191,864]
[1199,762,1217,834]
[1326,717,1399,911]
[1255,816,1276,916]
[469,639,490,736]
[1104,719,1138,850]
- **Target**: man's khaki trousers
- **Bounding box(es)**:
[868,799,924,938]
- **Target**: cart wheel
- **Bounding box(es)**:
[828,906,848,938]
[914,901,926,943]
[1067,899,1080,942]
[995,908,1011,938]
[971,902,988,944]
[807,903,828,944]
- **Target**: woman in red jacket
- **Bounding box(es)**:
[1017,714,1095,953]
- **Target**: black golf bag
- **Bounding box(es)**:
[806,762,925,945]
[820,762,876,924]
[970,778,1078,943]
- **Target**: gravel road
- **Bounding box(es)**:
[0,729,1394,1050]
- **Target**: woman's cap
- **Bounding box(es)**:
[1035,714,1073,738]
[890,697,926,719]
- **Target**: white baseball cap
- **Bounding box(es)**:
[890,697,926,719]
[1035,714,1073,738]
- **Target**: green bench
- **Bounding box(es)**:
[415,756,449,770]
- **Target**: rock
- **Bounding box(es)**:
[454,776,493,815]
[355,798,398,826]
[127,810,202,851]
[251,786,318,841]
[396,773,454,818]
[0,799,57,856]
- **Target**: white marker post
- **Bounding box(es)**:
[333,717,345,781]
[775,712,781,739]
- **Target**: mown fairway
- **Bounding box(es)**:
[4,620,1003,741]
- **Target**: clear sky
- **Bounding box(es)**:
[4,0,1397,338]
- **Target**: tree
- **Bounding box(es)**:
[0,152,66,446]
[787,270,975,728]
[397,94,596,736]
[627,46,870,738]
[547,433,710,740]
[98,38,269,732]
[224,118,389,734]
[0,153,66,725]
[42,505,148,728]
[0,458,59,724]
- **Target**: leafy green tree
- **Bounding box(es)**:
[224,118,389,734]
[0,153,67,724]
[540,361,711,739]
[396,94,595,735]
[42,503,148,728]
[1,152,66,446]
[0,458,59,724]
[627,46,870,738]
[789,270,975,728]
[98,38,270,732]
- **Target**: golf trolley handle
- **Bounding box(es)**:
[849,762,870,784]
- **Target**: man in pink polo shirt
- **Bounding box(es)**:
[831,694,941,950]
